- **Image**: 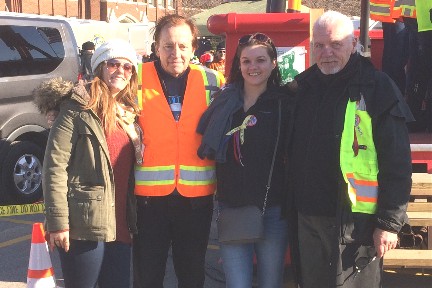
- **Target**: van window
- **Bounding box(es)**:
[0,25,64,77]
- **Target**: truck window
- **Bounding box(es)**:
[0,25,64,77]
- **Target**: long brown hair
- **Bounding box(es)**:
[86,62,140,134]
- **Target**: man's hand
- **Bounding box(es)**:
[373,228,398,258]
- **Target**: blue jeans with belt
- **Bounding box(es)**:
[219,204,289,288]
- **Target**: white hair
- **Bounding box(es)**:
[313,10,361,51]
[313,10,354,37]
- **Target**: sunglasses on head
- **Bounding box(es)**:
[238,33,272,46]
[105,60,134,73]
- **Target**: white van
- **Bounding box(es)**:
[0,12,80,204]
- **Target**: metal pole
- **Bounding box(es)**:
[266,0,286,13]
[359,0,371,58]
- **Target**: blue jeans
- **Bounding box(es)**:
[58,240,131,288]
[219,204,289,288]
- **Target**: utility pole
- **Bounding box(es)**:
[359,0,371,58]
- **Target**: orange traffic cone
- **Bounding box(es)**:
[27,222,56,288]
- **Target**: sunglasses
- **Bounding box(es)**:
[238,33,272,46]
[105,60,134,73]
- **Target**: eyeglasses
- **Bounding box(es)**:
[105,60,134,74]
[238,33,272,46]
[218,50,226,54]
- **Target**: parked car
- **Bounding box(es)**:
[0,12,80,204]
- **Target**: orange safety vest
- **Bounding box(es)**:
[393,0,416,19]
[135,63,224,197]
[370,0,397,23]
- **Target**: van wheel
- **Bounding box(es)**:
[1,141,44,204]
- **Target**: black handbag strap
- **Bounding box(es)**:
[261,99,282,215]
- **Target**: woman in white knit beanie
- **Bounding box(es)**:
[42,39,142,288]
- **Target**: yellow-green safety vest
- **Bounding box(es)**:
[416,0,432,32]
[340,97,379,214]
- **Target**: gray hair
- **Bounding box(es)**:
[313,10,354,37]
[313,10,361,51]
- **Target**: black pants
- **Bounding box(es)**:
[133,194,213,288]
[404,18,432,132]
[297,212,382,288]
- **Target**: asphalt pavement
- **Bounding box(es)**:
[0,204,431,288]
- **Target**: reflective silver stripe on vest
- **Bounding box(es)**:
[395,0,416,16]
[370,4,391,15]
[135,167,175,182]
[179,165,216,184]
[347,177,378,198]
[395,0,415,6]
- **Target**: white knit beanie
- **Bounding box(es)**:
[91,39,137,74]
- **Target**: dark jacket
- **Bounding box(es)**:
[80,50,94,81]
[43,83,138,241]
[199,84,295,209]
[285,53,413,285]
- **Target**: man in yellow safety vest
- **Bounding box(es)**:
[284,10,414,288]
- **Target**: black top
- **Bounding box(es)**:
[290,56,358,217]
[287,53,413,233]
[80,50,93,81]
[216,86,294,209]
[154,60,189,121]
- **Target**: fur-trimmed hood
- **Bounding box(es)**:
[32,77,74,114]
[69,81,91,106]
